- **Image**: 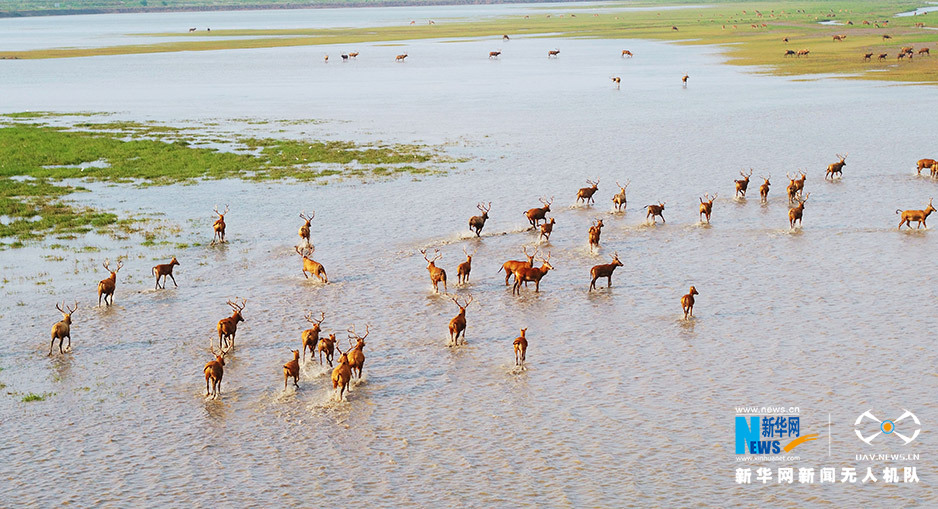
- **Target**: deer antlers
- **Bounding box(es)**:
[214,204,229,216]
[740,169,753,178]
[102,258,123,272]
[616,179,631,190]
[586,177,599,186]
[539,196,554,207]
[55,301,78,314]
[347,324,371,342]
[305,310,325,325]
[451,294,474,309]
[522,245,538,258]
[227,298,246,311]
[299,210,315,221]
[420,248,442,263]
[477,202,491,213]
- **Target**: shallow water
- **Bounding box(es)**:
[2,3,938,506]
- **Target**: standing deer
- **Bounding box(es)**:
[346,325,369,379]
[699,193,717,223]
[512,252,553,295]
[612,180,630,212]
[298,211,314,246]
[204,351,225,399]
[878,53,888,61]
[734,169,753,198]
[217,298,246,352]
[863,52,873,60]
[897,199,936,229]
[789,193,810,229]
[340,54,349,62]
[621,50,633,57]
[589,252,623,292]
[916,158,937,175]
[682,73,689,86]
[832,34,846,41]
[525,197,553,227]
[420,248,447,293]
[212,204,228,244]
[447,295,473,345]
[295,246,328,283]
[503,34,510,41]
[283,350,300,390]
[825,153,847,179]
[332,345,352,401]
[348,52,359,58]
[469,202,491,237]
[797,49,810,57]
[785,49,796,57]
[301,311,325,362]
[681,286,699,320]
[97,258,123,306]
[539,218,555,243]
[489,51,501,59]
[576,178,600,205]
[646,202,666,223]
[457,247,475,285]
[612,76,621,89]
[513,328,528,367]
[588,219,604,252]
[395,53,408,62]
[499,246,536,285]
[152,256,179,289]
[919,48,930,56]
[759,176,771,203]
[548,49,560,58]
[318,333,337,366]
[49,301,78,355]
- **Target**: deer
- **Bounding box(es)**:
[863,52,873,60]
[500,246,536,285]
[152,256,179,289]
[503,34,510,41]
[797,49,810,57]
[318,333,337,366]
[789,193,810,229]
[489,51,501,59]
[395,53,408,62]
[539,218,555,243]
[681,286,699,320]
[588,219,604,252]
[212,204,228,244]
[513,328,528,368]
[298,211,314,246]
[346,325,369,379]
[217,298,246,352]
[295,246,328,283]
[878,53,888,61]
[324,55,329,63]
[189,27,197,32]
[759,176,771,203]
[932,162,938,179]
[734,169,753,198]
[348,52,359,58]
[897,199,936,229]
[49,301,78,355]
[699,193,716,223]
[791,171,807,197]
[457,247,475,285]
[612,76,621,89]
[589,252,623,292]
[825,153,847,180]
[332,344,352,400]
[447,295,473,345]
[420,248,447,293]
[612,180,630,211]
[901,46,914,55]
[548,49,560,58]
[340,54,349,62]
[646,202,666,224]
[682,73,689,86]
[204,351,225,399]
[97,258,123,306]
[621,50,633,57]
[898,52,908,61]
[576,178,600,205]
[919,48,930,56]
[524,197,553,228]
[283,350,300,390]
[832,34,846,41]
[786,174,799,203]
[785,49,796,57]
[512,252,553,295]
[469,202,491,237]
[301,311,325,362]
[915,158,936,175]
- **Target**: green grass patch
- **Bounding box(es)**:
[20,392,53,402]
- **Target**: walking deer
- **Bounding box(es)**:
[682,73,689,86]
[576,178,600,205]
[346,325,369,379]
[448,295,473,345]
[916,158,936,175]
[621,50,633,57]
[489,51,501,59]
[49,301,77,355]
[500,246,536,285]
[395,53,408,62]
[589,252,623,291]
[318,333,337,366]
[612,77,621,89]
[789,193,810,229]
[525,197,553,227]
[513,328,528,367]
[212,204,228,244]
[646,202,666,223]
[457,247,475,285]
[217,298,246,352]
[681,286,699,320]
[152,256,179,289]
[283,350,300,389]
[420,248,447,293]
[699,193,716,223]
[332,345,352,400]
[296,246,327,283]
[735,169,753,198]
[760,176,771,203]
[588,219,604,252]
[548,49,560,58]
[539,218,555,243]
[612,180,630,211]
[204,351,225,399]
[469,202,491,237]
[97,258,123,306]
[897,199,936,229]
[302,311,325,362]
[825,153,847,179]
[298,211,314,245]
[512,252,553,295]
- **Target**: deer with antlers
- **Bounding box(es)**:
[283,350,300,390]
[646,202,666,224]
[217,298,246,352]
[469,202,491,237]
[576,178,600,205]
[699,193,717,223]
[346,325,369,379]
[612,180,630,212]
[298,211,315,246]
[916,158,937,175]
[734,169,753,198]
[789,193,810,229]
[332,344,352,400]
[681,286,699,320]
[318,333,337,366]
[500,246,537,285]
[204,351,225,399]
[457,247,475,285]
[447,295,473,345]
[525,197,553,227]
[539,218,555,243]
[97,258,123,306]
[512,252,553,295]
[589,252,623,292]
[295,246,327,283]
[588,219,604,252]
[420,248,447,293]
[759,176,771,203]
[513,328,528,368]
[49,301,78,355]
[152,256,179,290]
[825,153,847,180]
[897,199,936,229]
[301,311,325,362]
[212,204,228,244]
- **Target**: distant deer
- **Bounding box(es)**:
[898,52,908,61]
[863,52,873,60]
[786,174,799,203]
[298,211,314,246]
[682,73,689,86]
[785,49,796,57]
[901,46,914,55]
[341,54,349,62]
[348,52,359,58]
[832,34,846,41]
[759,176,771,203]
[469,202,491,237]
[539,218,555,243]
[489,51,501,59]
[932,162,938,178]
[447,295,473,345]
[646,202,666,223]
[212,204,228,244]
[217,298,246,352]
[681,286,699,319]
[189,27,197,32]
[612,180,630,211]
[331,345,352,401]
[324,55,329,63]
[672,25,679,31]
[395,53,408,62]
[588,219,604,252]
[420,248,447,293]
[576,178,600,205]
[797,49,810,57]
[500,246,536,285]
[97,258,123,306]
[621,50,633,57]
[457,247,475,284]
[513,328,528,367]
[503,34,510,41]
[548,49,560,58]
[525,196,553,227]
[919,48,930,56]
[295,246,327,283]
[301,311,325,363]
[790,171,807,197]
[49,301,77,355]
[612,76,621,89]
[897,199,936,229]
[512,252,553,295]
[346,325,369,379]
[825,153,847,179]
[699,193,717,223]
[152,256,179,289]
[789,193,810,229]
[318,333,337,366]
[283,350,300,389]
[878,53,888,60]
[204,351,225,399]
[735,169,753,198]
[917,158,937,174]
[589,252,623,291]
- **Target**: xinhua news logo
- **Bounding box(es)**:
[736,408,818,455]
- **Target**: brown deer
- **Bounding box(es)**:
[189,27,197,32]
[682,73,689,86]
[448,295,473,345]
[152,256,179,289]
[489,51,501,59]
[878,53,888,60]
[699,193,717,223]
[548,49,560,58]
[469,202,491,237]
[832,34,846,41]
[539,218,555,242]
[420,248,447,293]
[786,174,799,203]
[646,202,666,223]
[897,199,936,229]
[499,246,537,285]
[512,252,553,295]
[621,50,633,57]
[295,246,328,283]
[324,55,329,63]
[318,333,337,366]
[932,162,938,178]
[503,34,510,41]
[789,193,810,229]
[331,345,352,400]
[457,247,475,285]
[901,46,914,55]
[588,219,603,252]
[797,49,810,57]
[204,352,225,399]
[919,48,930,56]
[612,76,621,89]
[759,176,771,203]
[283,349,300,389]
[525,196,553,227]
[212,204,228,244]
[793,171,807,196]
[513,328,528,367]
[863,52,873,60]
[49,301,78,355]
[576,178,600,205]
[341,54,349,62]
[612,180,630,211]
[785,49,796,57]
[217,298,246,352]
[395,53,408,62]
[97,258,123,306]
[916,158,936,175]
[301,311,325,362]
[734,169,753,198]
[825,153,847,180]
[348,52,359,58]
[589,252,623,291]
[346,325,369,379]
[298,211,314,246]
[681,286,699,320]
[898,52,908,61]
